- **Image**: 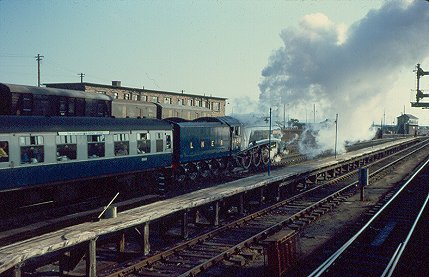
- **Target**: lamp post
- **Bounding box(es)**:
[334,113,338,159]
[268,107,272,176]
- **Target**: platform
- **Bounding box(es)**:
[0,137,419,273]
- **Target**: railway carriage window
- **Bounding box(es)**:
[220,139,224,146]
[114,134,130,156]
[76,99,85,116]
[22,95,32,113]
[190,142,194,149]
[200,140,205,148]
[56,135,77,161]
[68,98,76,115]
[0,141,9,163]
[87,135,105,159]
[137,133,151,154]
[59,99,67,116]
[156,133,163,152]
[166,134,172,150]
[211,140,215,147]
[97,103,105,116]
[19,136,44,164]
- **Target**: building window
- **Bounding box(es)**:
[212,102,220,111]
[164,97,172,104]
[114,133,129,156]
[133,94,139,101]
[177,99,183,105]
[188,99,194,106]
[87,135,105,158]
[202,101,207,108]
[97,91,106,94]
[141,95,148,102]
[151,96,159,103]
[113,92,119,99]
[56,135,77,161]
[124,93,130,100]
[195,100,201,107]
[137,133,151,154]
[20,136,44,164]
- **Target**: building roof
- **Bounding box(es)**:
[397,113,418,119]
[45,82,227,101]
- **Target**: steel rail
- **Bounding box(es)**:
[381,192,429,277]
[308,157,429,277]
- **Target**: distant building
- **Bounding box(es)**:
[45,81,226,120]
[397,114,418,134]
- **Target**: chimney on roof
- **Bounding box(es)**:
[112,81,121,87]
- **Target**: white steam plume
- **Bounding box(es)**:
[258,0,429,156]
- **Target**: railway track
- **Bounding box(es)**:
[0,152,307,247]
[309,156,429,276]
[96,139,429,276]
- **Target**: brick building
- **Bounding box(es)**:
[46,81,226,120]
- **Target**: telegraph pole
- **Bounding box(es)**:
[35,54,44,87]
[78,73,85,83]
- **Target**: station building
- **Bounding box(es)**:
[46,81,227,120]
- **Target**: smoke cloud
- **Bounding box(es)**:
[258,0,429,156]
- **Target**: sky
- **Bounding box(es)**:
[1,0,429,130]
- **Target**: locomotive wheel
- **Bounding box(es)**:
[240,152,252,169]
[209,159,220,176]
[252,149,262,167]
[261,146,270,165]
[186,163,198,181]
[174,166,186,183]
[198,161,210,178]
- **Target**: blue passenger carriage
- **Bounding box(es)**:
[0,116,173,192]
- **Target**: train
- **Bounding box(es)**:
[0,83,112,117]
[0,83,214,120]
[0,115,278,194]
